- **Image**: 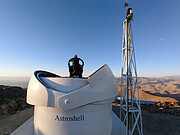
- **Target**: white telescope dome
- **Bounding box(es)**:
[26,64,118,135]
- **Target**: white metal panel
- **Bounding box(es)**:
[58,64,118,110]
[11,112,125,135]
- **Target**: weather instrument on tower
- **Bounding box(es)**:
[119,0,143,135]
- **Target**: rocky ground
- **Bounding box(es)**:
[0,85,32,135]
[113,104,180,135]
[114,99,180,116]
[0,85,32,116]
[141,101,180,116]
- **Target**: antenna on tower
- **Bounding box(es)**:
[119,0,143,135]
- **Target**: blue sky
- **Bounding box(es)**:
[0,0,179,77]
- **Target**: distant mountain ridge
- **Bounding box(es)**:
[116,75,180,102]
[0,75,180,97]
[156,75,180,80]
[0,77,30,88]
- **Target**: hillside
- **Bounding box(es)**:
[0,85,32,116]
[117,75,180,102]
[138,76,180,102]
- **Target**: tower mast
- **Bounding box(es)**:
[120,0,143,135]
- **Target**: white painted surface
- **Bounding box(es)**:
[34,105,112,135]
[11,112,124,135]
[27,65,118,110]
[58,65,118,110]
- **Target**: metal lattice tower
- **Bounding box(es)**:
[119,1,143,135]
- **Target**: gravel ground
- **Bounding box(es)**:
[113,105,180,135]
[0,108,33,135]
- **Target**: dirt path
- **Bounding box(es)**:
[0,108,33,135]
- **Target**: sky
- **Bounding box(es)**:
[0,0,179,77]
